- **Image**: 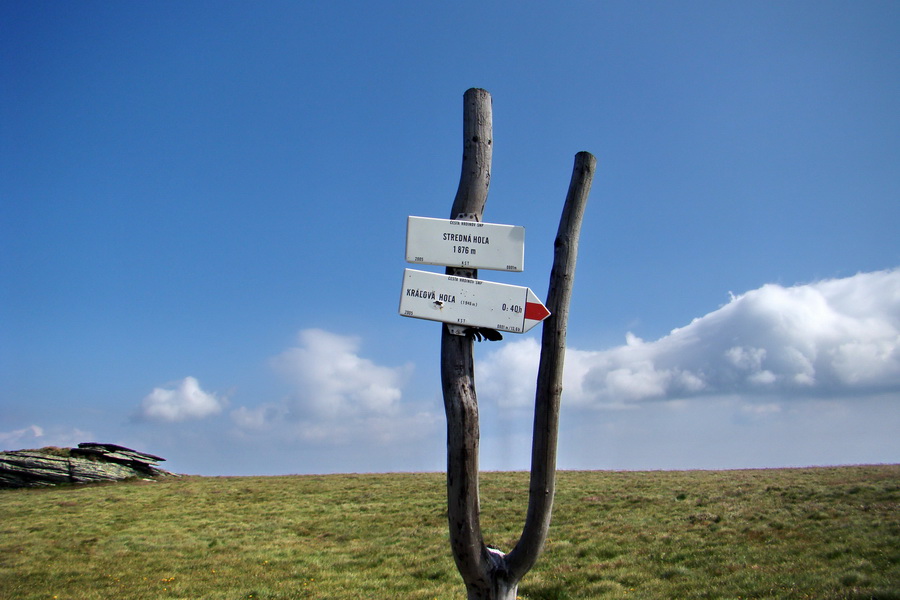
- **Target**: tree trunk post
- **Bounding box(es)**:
[506,151,596,578]
[440,88,596,599]
[440,87,496,597]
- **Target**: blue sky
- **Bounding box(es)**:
[2,1,898,475]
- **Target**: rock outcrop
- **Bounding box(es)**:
[0,443,173,489]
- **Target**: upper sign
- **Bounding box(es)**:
[405,216,525,272]
[399,268,550,334]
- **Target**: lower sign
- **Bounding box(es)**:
[399,269,550,334]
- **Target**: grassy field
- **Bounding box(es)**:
[1,466,897,599]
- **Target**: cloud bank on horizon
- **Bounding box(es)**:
[4,268,898,471]
[479,268,900,410]
[148,268,900,429]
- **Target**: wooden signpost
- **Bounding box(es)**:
[398,88,596,600]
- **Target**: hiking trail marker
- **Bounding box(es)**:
[405,216,525,272]
[399,268,550,333]
[399,215,549,334]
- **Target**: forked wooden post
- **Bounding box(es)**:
[440,88,596,600]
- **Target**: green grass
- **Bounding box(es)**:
[1,466,898,599]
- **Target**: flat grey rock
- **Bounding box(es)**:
[0,444,173,489]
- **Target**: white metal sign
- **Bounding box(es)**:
[399,268,550,334]
[405,216,525,271]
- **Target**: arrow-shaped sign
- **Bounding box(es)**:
[406,216,525,271]
[399,268,550,334]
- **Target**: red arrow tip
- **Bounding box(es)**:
[524,301,550,322]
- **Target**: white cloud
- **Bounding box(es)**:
[0,425,44,449]
[271,329,413,419]
[230,329,427,445]
[478,269,900,409]
[138,376,226,422]
[0,424,94,450]
[477,338,541,409]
